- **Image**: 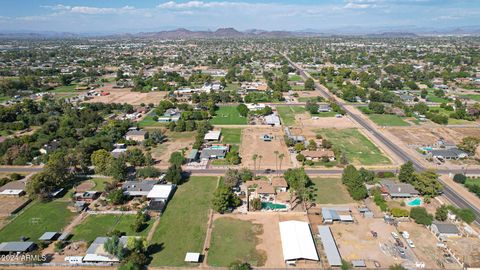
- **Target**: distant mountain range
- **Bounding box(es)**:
[1,26,480,39]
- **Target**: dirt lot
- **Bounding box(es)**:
[0,197,30,217]
[152,131,196,169]
[240,127,293,170]
[386,127,480,147]
[84,85,166,105]
[397,222,459,269]
[215,212,317,268]
[448,236,480,268]
[299,115,358,129]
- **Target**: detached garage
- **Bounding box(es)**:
[279,221,319,264]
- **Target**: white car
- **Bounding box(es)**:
[391,232,399,239]
[402,231,410,239]
[407,239,415,248]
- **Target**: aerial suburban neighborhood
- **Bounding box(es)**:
[0,1,480,270]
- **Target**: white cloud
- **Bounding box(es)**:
[43,4,137,15]
[157,1,250,9]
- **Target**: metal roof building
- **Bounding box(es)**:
[317,226,342,267]
[279,221,319,262]
[0,242,36,253]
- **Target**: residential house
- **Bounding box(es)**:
[272,177,288,193]
[318,104,332,113]
[246,180,276,200]
[428,148,468,160]
[122,180,158,197]
[380,180,419,198]
[322,207,353,224]
[186,149,199,162]
[301,150,335,162]
[265,114,281,126]
[431,222,461,239]
[125,129,148,142]
[39,139,61,155]
[158,108,181,123]
[200,146,229,160]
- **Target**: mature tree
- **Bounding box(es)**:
[412,170,442,197]
[304,78,315,90]
[305,101,319,114]
[453,173,467,184]
[410,207,433,225]
[108,189,125,205]
[435,205,449,221]
[250,198,262,211]
[341,165,368,200]
[389,264,407,270]
[104,235,126,260]
[212,186,241,213]
[91,149,112,175]
[236,104,249,117]
[165,164,183,184]
[307,140,317,151]
[126,148,146,167]
[229,262,251,270]
[458,136,480,155]
[226,150,241,165]
[223,169,242,188]
[399,161,415,184]
[169,151,185,167]
[239,168,253,182]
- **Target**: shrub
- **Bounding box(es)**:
[453,174,467,184]
[391,208,409,217]
[410,207,433,225]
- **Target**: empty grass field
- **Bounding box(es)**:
[288,75,303,82]
[211,106,247,125]
[221,128,242,145]
[316,128,391,165]
[0,200,75,243]
[311,178,354,204]
[461,94,480,101]
[368,114,410,126]
[208,217,265,267]
[71,214,153,243]
[138,111,164,127]
[277,106,306,126]
[150,176,218,266]
[51,84,77,93]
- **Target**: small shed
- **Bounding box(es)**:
[185,252,201,263]
[352,260,366,267]
[39,232,59,242]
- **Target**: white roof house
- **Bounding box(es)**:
[279,221,319,262]
[204,130,221,141]
[147,184,174,201]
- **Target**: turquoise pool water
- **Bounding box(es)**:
[210,145,228,150]
[262,202,287,210]
[421,147,433,151]
[407,198,422,206]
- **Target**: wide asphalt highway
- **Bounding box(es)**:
[283,53,480,223]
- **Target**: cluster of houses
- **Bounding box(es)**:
[185,130,232,165]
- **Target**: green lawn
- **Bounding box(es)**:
[311,178,354,204]
[90,177,114,192]
[224,83,240,91]
[138,111,164,127]
[150,176,218,266]
[291,85,304,91]
[277,106,306,126]
[317,128,391,165]
[461,94,480,101]
[221,128,242,145]
[314,111,337,117]
[368,114,410,127]
[71,214,153,243]
[51,84,77,93]
[0,95,9,102]
[208,217,265,267]
[430,107,477,125]
[211,106,247,125]
[289,75,303,82]
[0,200,75,243]
[426,90,450,103]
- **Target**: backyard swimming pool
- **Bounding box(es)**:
[261,202,287,210]
[407,197,422,206]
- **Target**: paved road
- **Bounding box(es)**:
[283,53,480,223]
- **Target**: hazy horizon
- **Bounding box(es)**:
[0,0,479,33]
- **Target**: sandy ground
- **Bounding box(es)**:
[448,236,480,267]
[298,115,358,129]
[84,85,166,105]
[386,126,480,147]
[152,131,196,169]
[397,222,459,269]
[214,212,316,268]
[240,127,293,170]
[0,197,29,217]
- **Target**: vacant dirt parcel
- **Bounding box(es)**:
[85,86,166,105]
[240,127,293,170]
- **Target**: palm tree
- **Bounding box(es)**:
[252,154,258,176]
[274,150,279,172]
[278,153,285,175]
[258,155,263,172]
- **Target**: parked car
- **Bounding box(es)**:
[402,231,410,239]
[391,232,399,239]
[407,239,415,248]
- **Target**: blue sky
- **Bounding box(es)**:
[0,0,479,33]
